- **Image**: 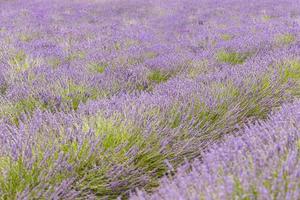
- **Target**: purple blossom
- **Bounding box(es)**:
[0,0,300,199]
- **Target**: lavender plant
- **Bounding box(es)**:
[131,101,300,200]
[0,0,300,199]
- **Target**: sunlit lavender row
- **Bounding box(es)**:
[131,100,300,200]
[0,0,300,199]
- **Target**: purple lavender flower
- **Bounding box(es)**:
[131,101,300,200]
[0,0,300,199]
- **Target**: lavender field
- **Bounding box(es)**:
[0,0,300,199]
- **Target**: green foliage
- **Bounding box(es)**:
[148,70,171,84]
[211,82,240,100]
[196,104,226,132]
[88,62,108,74]
[0,83,8,95]
[0,156,10,173]
[0,158,37,199]
[8,50,30,73]
[114,42,122,51]
[232,177,246,199]
[15,98,38,113]
[18,32,37,42]
[60,81,99,110]
[297,139,300,150]
[0,138,95,199]
[12,50,27,64]
[239,75,279,120]
[216,50,250,65]
[75,142,166,198]
[0,121,110,199]
[0,152,62,200]
[77,114,167,198]
[221,34,233,41]
[84,115,133,149]
[262,15,272,22]
[0,82,101,125]
[281,60,300,81]
[66,51,86,62]
[278,59,300,96]
[8,50,41,73]
[275,34,295,45]
[0,97,40,125]
[184,82,240,134]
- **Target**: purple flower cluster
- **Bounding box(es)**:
[131,101,300,200]
[0,0,300,199]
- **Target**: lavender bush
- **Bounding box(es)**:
[0,0,300,199]
[131,101,300,200]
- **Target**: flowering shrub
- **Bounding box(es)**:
[0,0,300,199]
[131,101,300,200]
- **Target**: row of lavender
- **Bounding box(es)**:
[0,0,300,199]
[131,99,300,200]
[1,0,299,118]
